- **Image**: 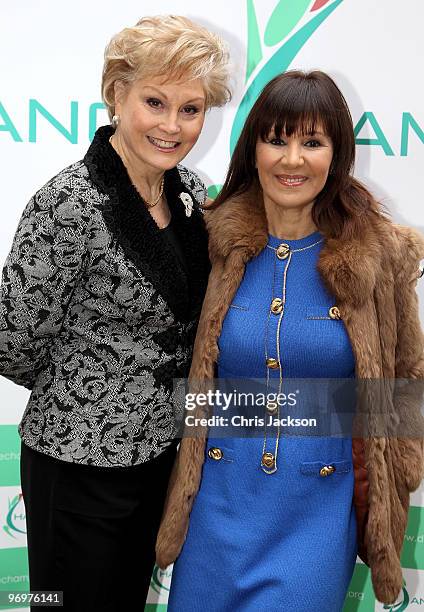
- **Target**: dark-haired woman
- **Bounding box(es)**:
[156,70,424,610]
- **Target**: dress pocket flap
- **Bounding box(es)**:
[300,459,351,476]
[229,296,250,311]
[206,444,235,463]
[306,306,341,320]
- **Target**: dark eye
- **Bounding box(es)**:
[305,139,321,147]
[146,98,163,109]
[182,105,200,115]
[268,138,286,146]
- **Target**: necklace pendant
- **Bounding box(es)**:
[179,192,194,217]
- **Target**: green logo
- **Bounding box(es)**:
[208,0,343,197]
[383,580,410,611]
[3,493,26,539]
[150,564,172,595]
[0,1,422,160]
[231,0,343,152]
[401,506,424,570]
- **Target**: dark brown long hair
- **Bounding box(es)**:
[213,70,383,239]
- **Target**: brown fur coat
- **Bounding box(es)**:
[156,186,424,605]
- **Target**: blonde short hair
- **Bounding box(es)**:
[102,15,231,119]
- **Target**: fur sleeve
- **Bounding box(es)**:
[392,225,424,491]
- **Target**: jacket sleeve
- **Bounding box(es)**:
[0,184,89,389]
[392,226,424,492]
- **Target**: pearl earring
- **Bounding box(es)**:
[111,114,120,128]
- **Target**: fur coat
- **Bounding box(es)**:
[156,184,424,605]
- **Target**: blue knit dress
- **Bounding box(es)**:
[168,231,357,612]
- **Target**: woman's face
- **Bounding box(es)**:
[255,125,333,212]
[114,75,206,172]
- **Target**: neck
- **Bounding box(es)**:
[110,133,164,202]
[264,199,317,240]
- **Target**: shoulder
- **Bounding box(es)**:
[391,224,424,260]
[176,164,207,208]
[374,218,424,281]
[28,161,103,230]
[392,224,424,282]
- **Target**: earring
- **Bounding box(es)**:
[111,114,120,128]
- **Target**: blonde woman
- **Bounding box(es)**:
[0,15,230,611]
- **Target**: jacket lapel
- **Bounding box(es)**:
[84,126,210,323]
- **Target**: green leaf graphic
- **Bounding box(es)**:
[382,583,409,611]
[230,0,343,153]
[207,184,223,199]
[246,0,263,81]
[264,0,311,47]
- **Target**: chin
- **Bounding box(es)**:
[148,156,181,172]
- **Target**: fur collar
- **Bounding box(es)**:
[84,126,210,322]
[204,183,407,307]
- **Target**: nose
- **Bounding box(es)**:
[159,110,181,135]
[281,143,304,169]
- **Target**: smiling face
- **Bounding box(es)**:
[113,75,206,173]
[255,125,334,213]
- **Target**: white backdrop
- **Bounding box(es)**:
[0,1,423,610]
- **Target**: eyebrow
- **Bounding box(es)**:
[141,85,205,104]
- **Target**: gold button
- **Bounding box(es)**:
[266,400,278,415]
[328,306,341,320]
[270,298,283,314]
[320,465,335,477]
[276,243,290,260]
[208,447,223,461]
[266,357,280,369]
[261,452,275,469]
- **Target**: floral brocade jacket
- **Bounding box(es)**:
[0,126,210,467]
[156,184,424,605]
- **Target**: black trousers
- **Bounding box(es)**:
[20,442,177,612]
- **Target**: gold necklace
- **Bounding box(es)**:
[109,135,164,208]
[142,178,165,208]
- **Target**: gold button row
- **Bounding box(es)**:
[210,447,336,478]
[271,302,341,319]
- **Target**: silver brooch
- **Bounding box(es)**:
[179,192,194,217]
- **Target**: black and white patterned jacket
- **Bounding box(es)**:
[0,126,211,466]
